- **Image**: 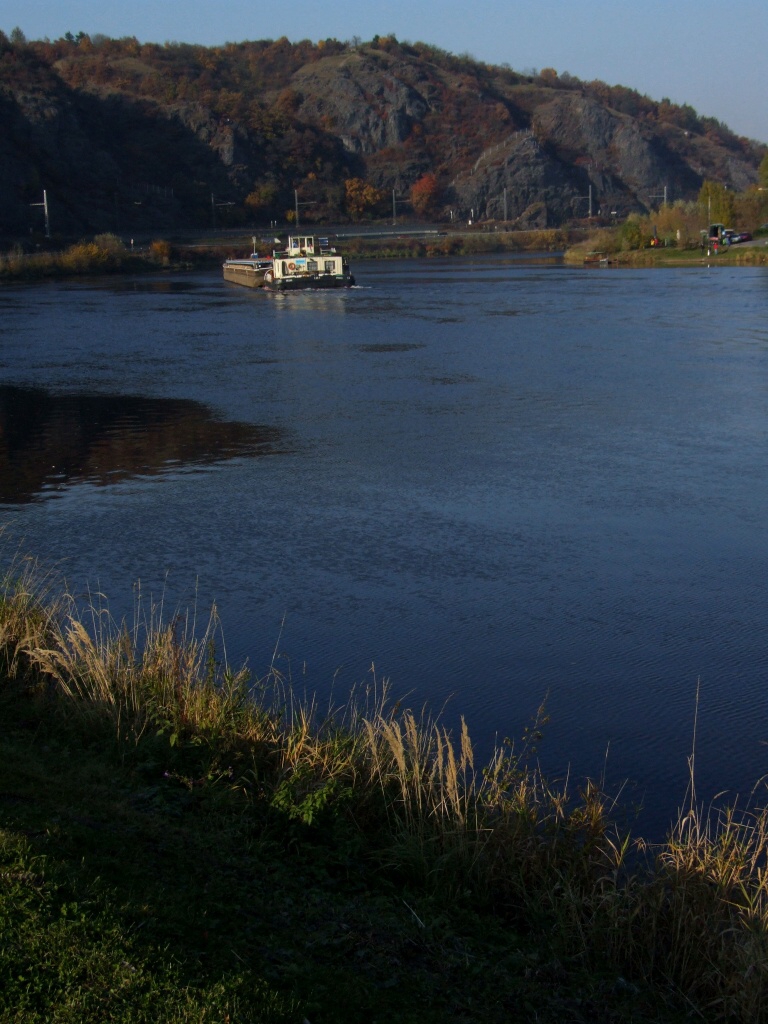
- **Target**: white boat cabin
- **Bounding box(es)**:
[268,235,350,285]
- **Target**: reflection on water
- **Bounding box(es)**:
[358,343,425,353]
[92,279,202,294]
[1,259,768,840]
[0,385,292,504]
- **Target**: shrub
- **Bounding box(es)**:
[149,239,172,263]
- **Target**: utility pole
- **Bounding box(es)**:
[294,189,315,228]
[211,193,235,230]
[648,185,668,207]
[30,189,50,238]
[503,186,508,222]
[574,184,593,219]
[391,189,409,225]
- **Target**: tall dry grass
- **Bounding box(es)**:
[0,557,766,1021]
[0,236,171,280]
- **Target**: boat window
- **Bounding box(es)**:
[307,260,318,272]
[282,262,287,275]
[324,260,335,273]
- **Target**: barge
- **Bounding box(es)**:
[222,253,273,289]
[223,235,354,291]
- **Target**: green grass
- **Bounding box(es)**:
[1,556,766,1022]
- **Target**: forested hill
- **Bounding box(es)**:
[0,29,764,237]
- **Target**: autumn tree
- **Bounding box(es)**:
[410,173,441,217]
[649,200,704,246]
[245,181,279,219]
[344,178,385,219]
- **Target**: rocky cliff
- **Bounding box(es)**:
[0,33,763,236]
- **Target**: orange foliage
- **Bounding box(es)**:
[410,173,440,216]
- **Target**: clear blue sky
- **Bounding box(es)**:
[4,0,767,143]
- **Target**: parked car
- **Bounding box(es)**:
[721,230,751,244]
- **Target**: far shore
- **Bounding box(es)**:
[3,225,768,283]
[563,237,768,267]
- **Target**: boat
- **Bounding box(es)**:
[222,252,274,289]
[263,235,354,291]
[583,251,611,265]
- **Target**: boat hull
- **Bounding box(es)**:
[265,272,355,292]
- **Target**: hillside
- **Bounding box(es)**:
[0,30,764,237]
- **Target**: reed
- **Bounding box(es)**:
[1,556,766,1021]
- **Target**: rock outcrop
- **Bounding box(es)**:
[0,35,762,236]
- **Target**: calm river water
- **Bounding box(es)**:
[2,254,767,836]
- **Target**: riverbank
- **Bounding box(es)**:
[1,558,766,1023]
[572,247,768,267]
[6,227,768,284]
[0,228,571,283]
[152,227,571,269]
[564,235,768,267]
[0,236,176,282]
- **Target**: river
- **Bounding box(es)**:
[2,253,767,837]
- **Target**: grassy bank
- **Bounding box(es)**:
[564,228,768,267]
[1,558,767,1022]
[566,244,768,267]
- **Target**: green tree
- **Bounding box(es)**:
[759,152,768,190]
[734,187,768,230]
[618,215,643,251]
[698,180,736,225]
